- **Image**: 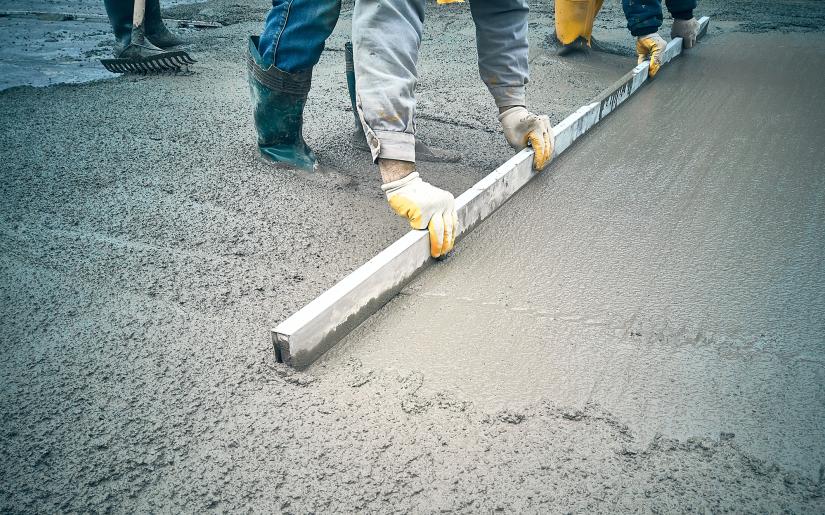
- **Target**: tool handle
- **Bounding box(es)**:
[133,0,146,27]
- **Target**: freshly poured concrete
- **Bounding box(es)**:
[3,0,825,510]
[320,32,825,477]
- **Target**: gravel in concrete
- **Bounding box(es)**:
[2,0,824,512]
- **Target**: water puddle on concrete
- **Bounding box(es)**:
[317,32,825,477]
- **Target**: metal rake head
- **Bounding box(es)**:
[101,51,196,74]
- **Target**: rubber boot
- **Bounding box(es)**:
[344,42,461,163]
[555,0,603,54]
[103,0,133,57]
[119,22,176,60]
[145,0,188,48]
[247,36,317,171]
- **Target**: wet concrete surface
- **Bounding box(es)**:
[0,0,204,90]
[2,0,825,511]
[321,31,825,478]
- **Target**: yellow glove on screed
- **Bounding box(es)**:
[498,106,554,171]
[382,172,458,258]
[636,33,668,77]
[671,18,699,49]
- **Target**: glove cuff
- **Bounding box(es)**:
[638,33,667,45]
[497,106,528,126]
[381,172,420,195]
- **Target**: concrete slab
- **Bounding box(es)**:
[273,18,710,369]
[318,31,825,478]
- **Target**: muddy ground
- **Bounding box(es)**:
[1,0,824,512]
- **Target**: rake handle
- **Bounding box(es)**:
[133,0,146,27]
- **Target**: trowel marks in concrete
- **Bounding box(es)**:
[319,32,825,478]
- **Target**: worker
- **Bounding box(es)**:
[246,0,457,172]
[103,0,186,59]
[554,0,700,76]
[352,0,554,258]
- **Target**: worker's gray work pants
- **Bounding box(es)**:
[352,0,530,163]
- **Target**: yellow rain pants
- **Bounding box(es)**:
[555,0,603,46]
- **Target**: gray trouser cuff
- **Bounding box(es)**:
[490,86,526,108]
[371,130,416,163]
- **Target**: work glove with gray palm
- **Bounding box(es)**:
[498,106,554,171]
[636,32,668,77]
[382,172,457,258]
[671,18,699,49]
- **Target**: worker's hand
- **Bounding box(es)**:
[498,106,554,171]
[671,18,699,49]
[636,32,668,77]
[382,172,457,258]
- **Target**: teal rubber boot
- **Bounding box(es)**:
[247,36,317,171]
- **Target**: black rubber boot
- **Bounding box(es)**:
[247,36,317,171]
[119,23,175,60]
[103,0,133,57]
[344,42,461,163]
[557,35,591,56]
[145,0,188,48]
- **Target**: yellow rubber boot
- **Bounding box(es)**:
[555,0,603,48]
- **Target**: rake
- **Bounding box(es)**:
[100,0,196,74]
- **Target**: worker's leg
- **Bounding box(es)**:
[143,0,186,48]
[259,0,342,72]
[343,42,461,163]
[247,0,341,170]
[103,0,134,55]
[469,0,529,109]
[621,0,663,37]
[352,0,424,163]
[588,0,605,42]
[554,0,604,47]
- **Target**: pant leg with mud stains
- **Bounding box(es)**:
[351,0,530,164]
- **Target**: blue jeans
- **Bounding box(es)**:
[622,0,697,37]
[259,0,342,72]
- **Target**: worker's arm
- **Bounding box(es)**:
[622,0,698,77]
[352,0,456,257]
[469,0,554,170]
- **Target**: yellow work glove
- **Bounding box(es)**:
[498,106,554,171]
[671,18,699,48]
[382,172,458,258]
[636,32,668,77]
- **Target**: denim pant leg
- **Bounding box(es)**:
[353,0,425,163]
[622,0,663,37]
[259,0,341,72]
